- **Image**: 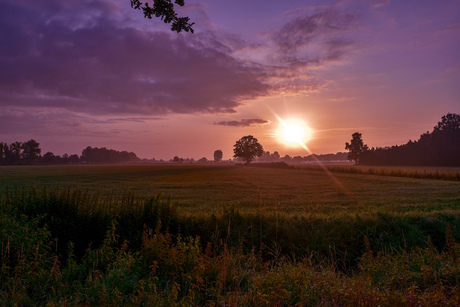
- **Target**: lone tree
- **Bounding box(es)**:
[345,132,368,164]
[214,150,223,163]
[130,0,194,33]
[233,135,264,164]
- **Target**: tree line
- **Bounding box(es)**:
[346,113,460,166]
[0,138,349,166]
[231,135,349,164]
[0,141,140,165]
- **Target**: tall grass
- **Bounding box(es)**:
[301,164,460,181]
[1,188,459,305]
[2,187,459,262]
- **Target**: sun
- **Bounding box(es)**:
[277,118,312,146]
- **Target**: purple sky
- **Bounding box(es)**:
[1,0,459,160]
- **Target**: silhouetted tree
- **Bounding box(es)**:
[22,139,41,164]
[81,146,93,163]
[213,150,223,163]
[258,151,282,162]
[434,113,460,133]
[233,135,264,164]
[8,141,23,164]
[173,156,181,163]
[81,146,139,164]
[345,132,368,164]
[292,156,304,164]
[198,157,208,163]
[42,152,58,164]
[0,142,5,165]
[282,154,292,163]
[426,112,460,166]
[2,144,11,165]
[69,154,80,164]
[61,153,70,164]
[359,113,460,166]
[130,0,194,32]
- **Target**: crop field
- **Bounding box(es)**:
[1,164,460,305]
[1,163,459,216]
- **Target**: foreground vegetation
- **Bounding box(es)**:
[1,164,459,305]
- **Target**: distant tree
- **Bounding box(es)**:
[292,156,304,164]
[82,146,139,164]
[130,0,194,33]
[8,141,23,164]
[282,154,292,163]
[358,113,460,166]
[2,143,11,165]
[69,154,80,164]
[430,112,460,165]
[233,135,264,164]
[257,150,281,162]
[303,152,349,162]
[213,150,223,163]
[22,139,41,164]
[345,132,368,164]
[173,156,181,163]
[42,152,58,164]
[60,153,70,164]
[0,142,5,164]
[259,151,270,162]
[434,113,460,133]
[198,157,208,163]
[81,146,94,163]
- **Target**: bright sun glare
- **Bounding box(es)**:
[277,118,312,146]
[274,115,351,197]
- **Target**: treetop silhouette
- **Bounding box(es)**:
[130,0,194,33]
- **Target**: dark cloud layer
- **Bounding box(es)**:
[0,0,267,115]
[272,9,359,64]
[214,118,270,127]
[0,1,359,117]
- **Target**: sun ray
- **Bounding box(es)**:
[272,112,354,199]
[297,141,354,199]
[276,116,312,146]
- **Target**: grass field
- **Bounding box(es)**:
[1,164,459,305]
[1,164,459,216]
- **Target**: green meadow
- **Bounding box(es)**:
[1,164,460,305]
[1,164,459,216]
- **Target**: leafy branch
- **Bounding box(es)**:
[130,0,195,33]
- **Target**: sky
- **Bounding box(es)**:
[1,0,459,160]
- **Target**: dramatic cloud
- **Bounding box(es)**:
[271,9,359,64]
[233,7,362,96]
[214,118,270,127]
[0,0,361,119]
[0,0,268,116]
